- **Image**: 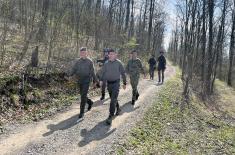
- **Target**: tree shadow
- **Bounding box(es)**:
[78,120,116,147]
[43,114,81,137]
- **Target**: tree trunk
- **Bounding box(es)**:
[228,6,235,86]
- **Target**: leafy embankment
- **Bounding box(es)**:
[0,73,100,133]
[115,70,235,155]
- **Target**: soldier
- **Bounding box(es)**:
[157,50,166,83]
[69,47,98,123]
[100,49,127,125]
[148,54,157,80]
[126,50,146,105]
[97,48,109,100]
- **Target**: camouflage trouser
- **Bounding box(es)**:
[130,74,140,101]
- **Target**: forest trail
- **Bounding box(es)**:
[0,65,175,155]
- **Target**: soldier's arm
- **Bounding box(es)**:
[119,62,127,85]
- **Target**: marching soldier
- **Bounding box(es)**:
[100,49,127,125]
[69,47,98,122]
[97,48,109,100]
[126,50,146,105]
[157,50,166,83]
[148,54,157,80]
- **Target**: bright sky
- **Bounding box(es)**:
[164,0,177,50]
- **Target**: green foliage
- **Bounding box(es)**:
[122,37,139,49]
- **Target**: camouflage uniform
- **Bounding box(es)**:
[126,58,145,104]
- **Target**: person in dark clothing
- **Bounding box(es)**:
[157,50,166,83]
[148,54,157,80]
[97,48,109,100]
[97,48,109,64]
[69,47,98,123]
[100,49,127,125]
[126,50,146,105]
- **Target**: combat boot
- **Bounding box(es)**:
[87,99,93,111]
[106,115,113,125]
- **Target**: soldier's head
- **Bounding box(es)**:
[80,47,88,59]
[160,49,164,55]
[131,50,137,59]
[108,48,117,61]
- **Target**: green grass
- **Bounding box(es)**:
[115,69,235,155]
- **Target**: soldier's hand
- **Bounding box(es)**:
[123,84,126,90]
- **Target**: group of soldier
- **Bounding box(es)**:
[68,47,166,125]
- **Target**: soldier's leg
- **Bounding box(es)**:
[107,83,112,99]
[149,68,151,79]
[79,83,88,118]
[82,83,93,111]
[136,76,140,100]
[158,69,161,83]
[109,82,120,116]
[106,82,120,125]
[162,69,165,83]
[130,76,137,100]
[101,80,106,99]
[152,68,155,80]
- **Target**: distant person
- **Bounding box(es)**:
[157,50,166,83]
[69,47,98,123]
[126,50,146,105]
[100,49,127,125]
[148,54,156,80]
[97,48,109,64]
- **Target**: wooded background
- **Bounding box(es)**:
[0,0,234,98]
[0,0,166,75]
[168,0,235,99]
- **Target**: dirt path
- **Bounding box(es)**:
[0,65,175,155]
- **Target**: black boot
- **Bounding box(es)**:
[77,113,84,123]
[116,107,121,115]
[87,99,93,111]
[131,100,135,105]
[106,115,113,125]
[136,92,139,100]
[116,102,121,115]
